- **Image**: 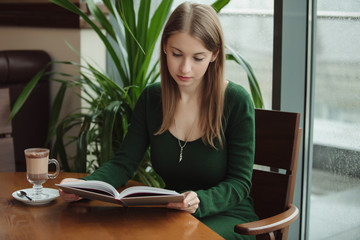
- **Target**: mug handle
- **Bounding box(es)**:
[48,158,60,179]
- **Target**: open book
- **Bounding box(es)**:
[56,180,184,206]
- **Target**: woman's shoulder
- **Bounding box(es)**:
[140,82,161,100]
[144,82,161,93]
[224,81,255,123]
[138,82,162,107]
[225,80,252,103]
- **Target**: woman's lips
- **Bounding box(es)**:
[177,75,191,81]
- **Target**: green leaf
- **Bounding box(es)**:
[53,122,70,172]
[211,0,231,13]
[75,116,91,172]
[121,113,128,140]
[135,0,173,90]
[145,60,160,84]
[100,101,121,165]
[9,67,48,120]
[226,44,265,108]
[146,0,173,51]
[45,83,67,145]
[137,0,150,51]
[120,0,137,77]
[87,0,116,39]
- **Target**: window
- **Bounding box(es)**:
[309,0,360,239]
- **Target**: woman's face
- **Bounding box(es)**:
[164,32,216,90]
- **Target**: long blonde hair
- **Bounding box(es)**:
[156,2,226,149]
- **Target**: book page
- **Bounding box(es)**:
[57,180,120,198]
[118,186,181,199]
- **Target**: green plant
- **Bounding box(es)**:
[11,0,174,187]
[10,0,264,188]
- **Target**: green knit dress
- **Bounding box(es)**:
[83,81,258,240]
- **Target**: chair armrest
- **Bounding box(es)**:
[234,204,299,235]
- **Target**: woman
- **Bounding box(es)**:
[60,2,258,239]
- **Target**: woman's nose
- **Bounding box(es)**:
[180,58,191,73]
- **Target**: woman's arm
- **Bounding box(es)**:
[194,85,255,218]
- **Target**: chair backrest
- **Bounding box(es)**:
[251,109,301,237]
[0,88,15,172]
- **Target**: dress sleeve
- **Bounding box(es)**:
[83,86,151,188]
[194,87,255,218]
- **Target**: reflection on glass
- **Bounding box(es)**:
[310,0,360,239]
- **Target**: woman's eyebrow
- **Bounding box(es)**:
[170,47,183,52]
[170,47,208,56]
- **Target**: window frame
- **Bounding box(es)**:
[272,0,316,239]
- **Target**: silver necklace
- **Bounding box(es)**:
[174,117,197,163]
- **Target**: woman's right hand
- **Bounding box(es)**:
[58,178,84,202]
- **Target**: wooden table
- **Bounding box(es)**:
[0,172,223,240]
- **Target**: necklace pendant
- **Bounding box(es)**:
[179,147,184,163]
[174,117,197,163]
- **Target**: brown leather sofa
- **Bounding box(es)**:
[0,50,51,171]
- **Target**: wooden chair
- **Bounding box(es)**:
[235,109,302,240]
[0,88,15,172]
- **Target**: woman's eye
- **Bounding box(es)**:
[194,57,204,62]
[172,52,182,57]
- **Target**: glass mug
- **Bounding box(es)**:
[24,148,60,200]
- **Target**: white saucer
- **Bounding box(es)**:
[12,188,59,205]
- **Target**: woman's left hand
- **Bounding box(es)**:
[166,191,200,214]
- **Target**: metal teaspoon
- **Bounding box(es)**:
[18,190,32,201]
